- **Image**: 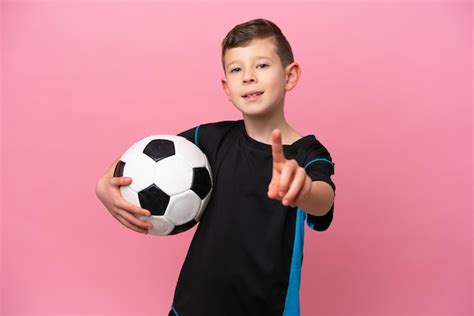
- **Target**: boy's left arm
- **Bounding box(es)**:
[267,129,335,216]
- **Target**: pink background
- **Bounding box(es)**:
[2,1,472,315]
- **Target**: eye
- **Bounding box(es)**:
[257,64,268,69]
[230,67,241,73]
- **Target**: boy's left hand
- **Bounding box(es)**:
[267,129,312,207]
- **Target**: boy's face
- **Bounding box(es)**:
[221,37,299,119]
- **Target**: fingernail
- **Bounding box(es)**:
[279,191,284,197]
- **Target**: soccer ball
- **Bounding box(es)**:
[113,135,213,236]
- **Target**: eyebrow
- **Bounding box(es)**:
[226,56,273,69]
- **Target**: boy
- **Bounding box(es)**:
[96,18,336,316]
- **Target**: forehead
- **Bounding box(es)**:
[224,37,279,65]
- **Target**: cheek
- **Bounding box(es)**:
[230,89,241,100]
[227,80,240,96]
[264,73,284,90]
[266,81,285,98]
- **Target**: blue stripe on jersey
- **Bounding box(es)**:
[170,306,179,315]
[304,157,334,171]
[283,158,334,315]
[282,208,305,316]
[194,125,201,146]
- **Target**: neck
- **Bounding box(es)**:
[242,110,299,145]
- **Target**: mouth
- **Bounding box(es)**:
[242,91,264,100]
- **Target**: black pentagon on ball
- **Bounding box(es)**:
[143,139,175,162]
[191,167,212,199]
[113,160,126,177]
[138,184,170,216]
[169,220,198,235]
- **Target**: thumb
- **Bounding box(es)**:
[267,177,279,199]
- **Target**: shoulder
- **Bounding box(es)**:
[294,134,331,158]
[178,120,241,156]
[293,135,336,192]
[194,120,241,141]
[292,135,335,170]
[178,120,239,140]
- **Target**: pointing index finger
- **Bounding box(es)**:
[271,129,285,164]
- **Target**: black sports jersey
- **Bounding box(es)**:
[169,120,336,316]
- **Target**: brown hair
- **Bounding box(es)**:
[221,18,294,72]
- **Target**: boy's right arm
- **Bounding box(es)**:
[95,158,153,234]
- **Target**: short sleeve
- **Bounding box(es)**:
[303,149,336,232]
[305,155,336,191]
[177,121,237,172]
[178,126,199,146]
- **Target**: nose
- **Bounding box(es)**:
[242,69,257,84]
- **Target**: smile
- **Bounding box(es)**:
[242,91,264,101]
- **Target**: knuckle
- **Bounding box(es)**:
[133,217,148,228]
[115,197,125,208]
[286,188,296,198]
[122,201,133,212]
[128,218,143,230]
[139,209,149,217]
[111,207,121,216]
[115,209,126,219]
[128,203,138,212]
[297,168,306,179]
[134,207,143,215]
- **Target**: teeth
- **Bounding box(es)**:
[246,92,262,97]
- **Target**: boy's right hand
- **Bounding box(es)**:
[95,170,153,235]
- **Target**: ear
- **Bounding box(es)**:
[284,63,301,91]
[221,77,232,101]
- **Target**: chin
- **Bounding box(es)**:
[232,97,280,117]
[232,103,263,115]
[241,108,275,119]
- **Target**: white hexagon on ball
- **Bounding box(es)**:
[121,153,156,192]
[173,137,206,168]
[165,190,202,225]
[136,214,174,236]
[154,155,193,195]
